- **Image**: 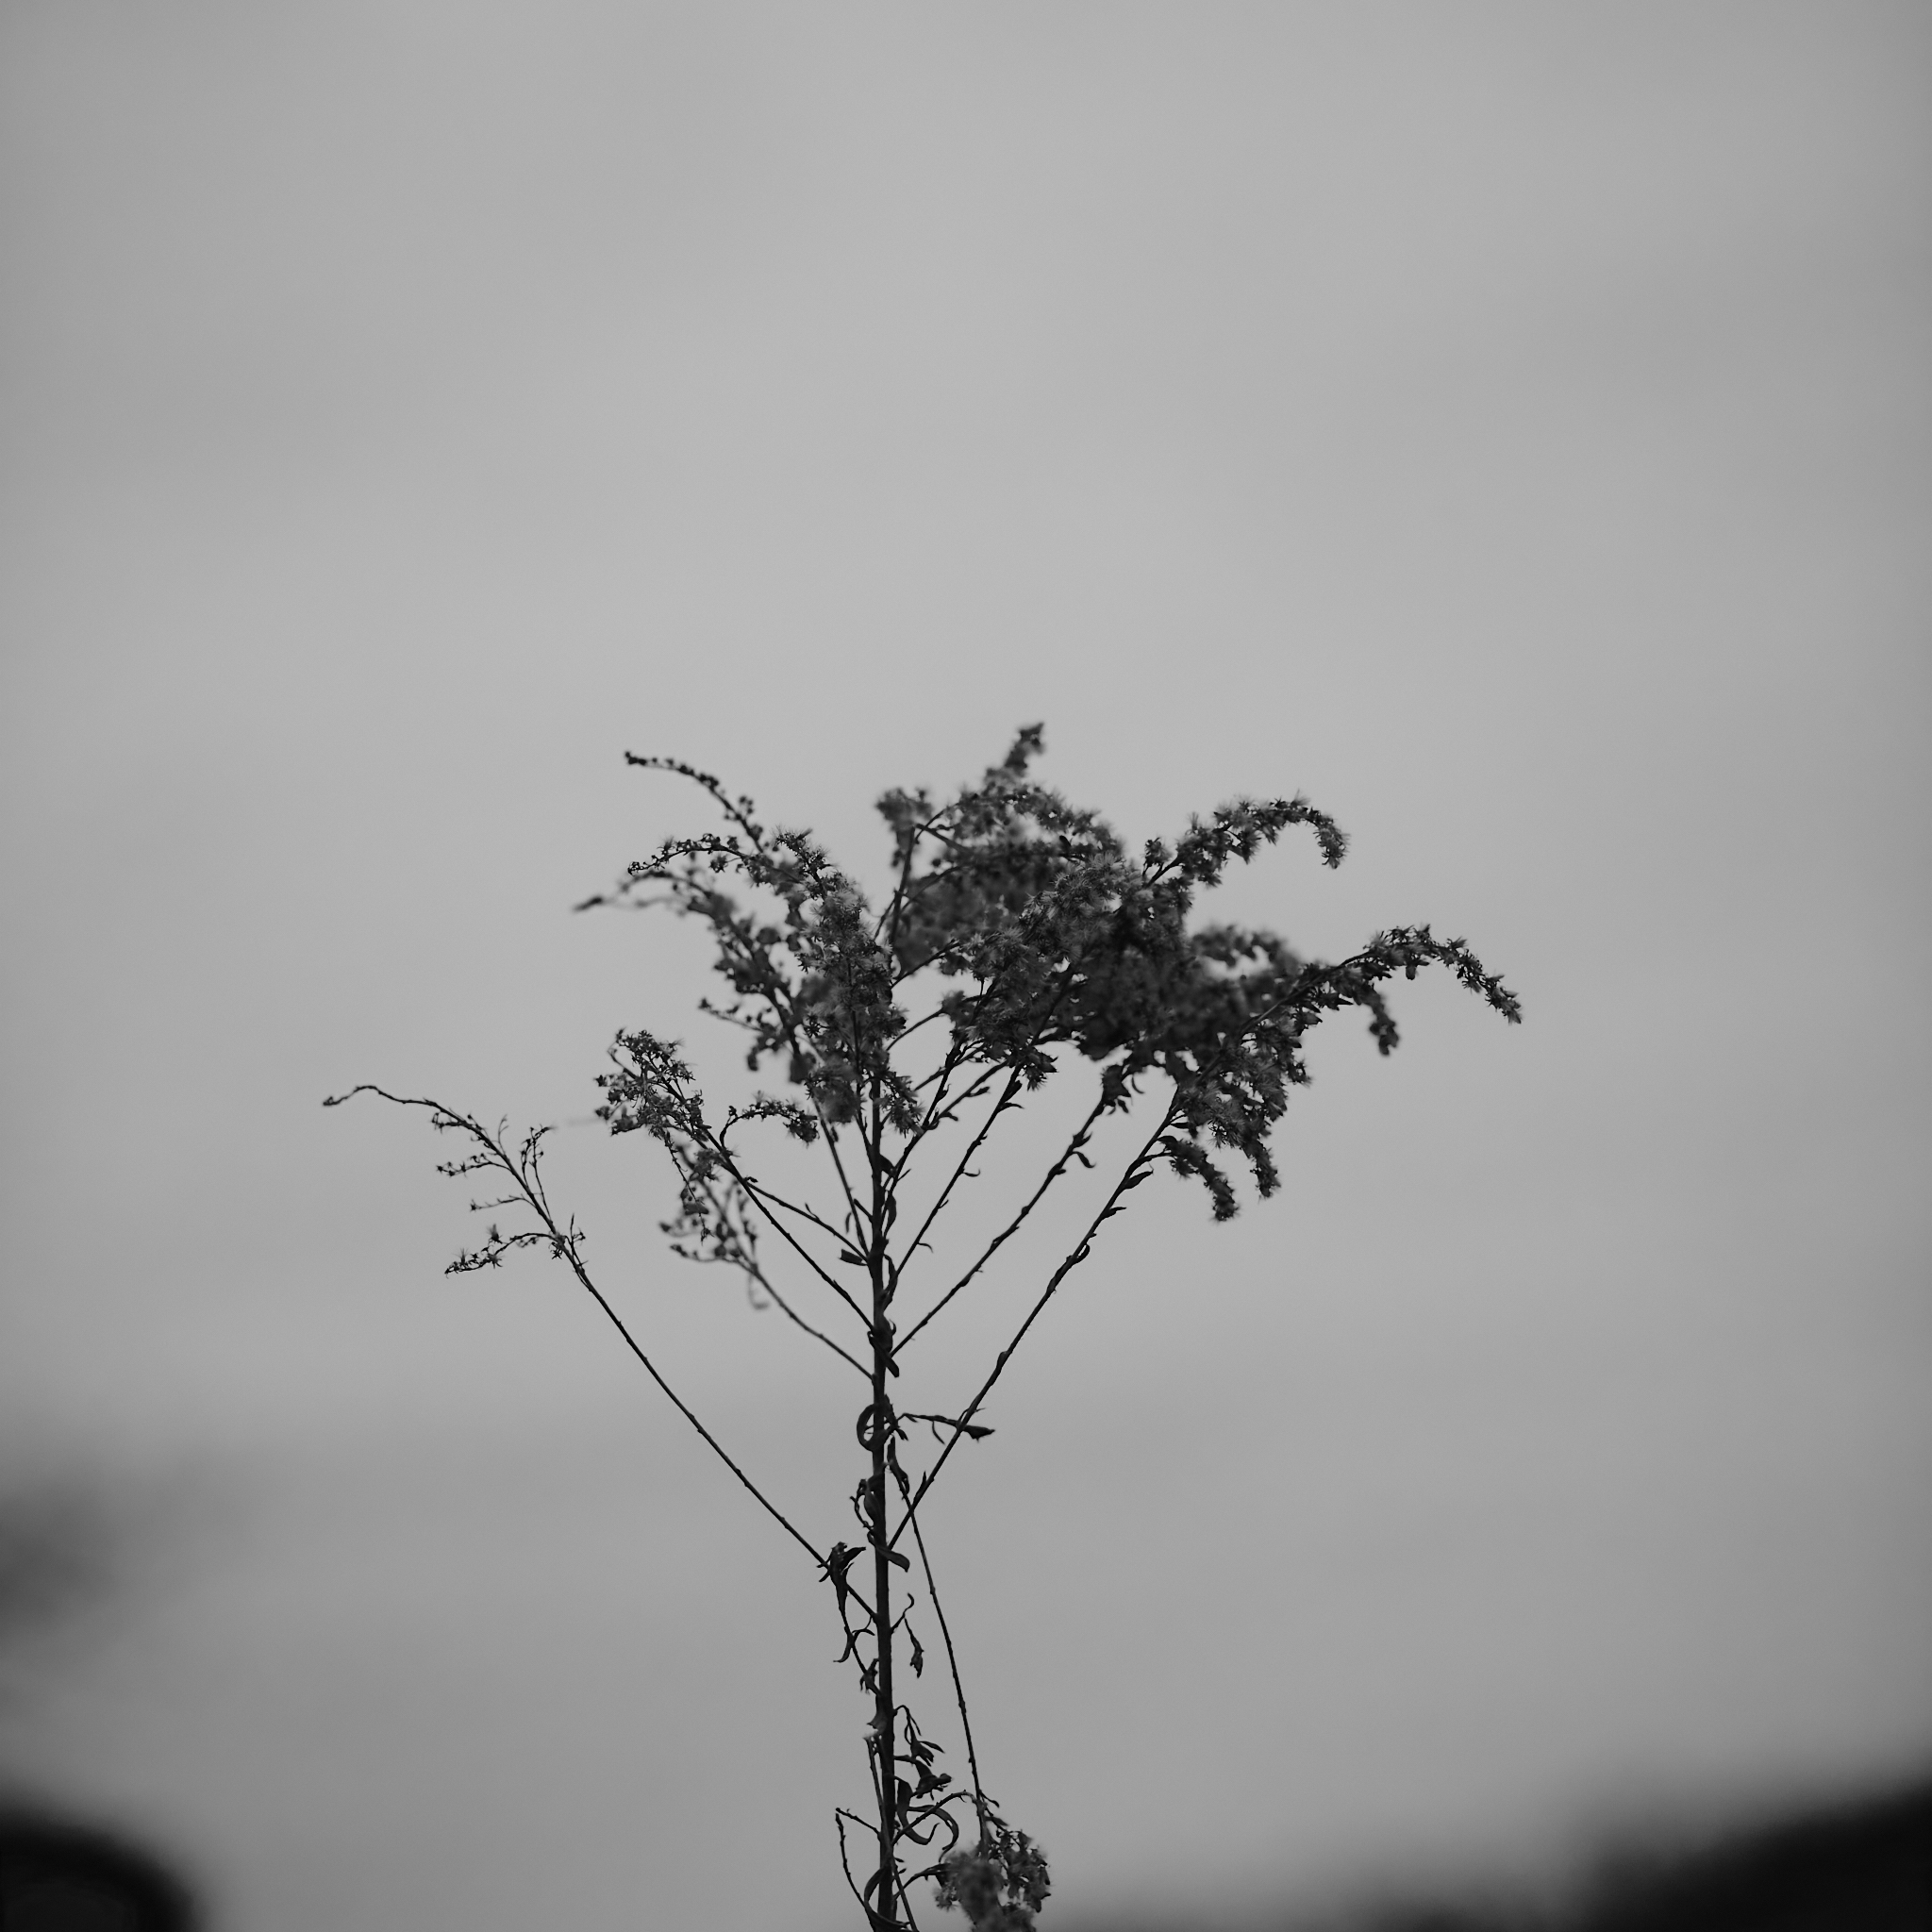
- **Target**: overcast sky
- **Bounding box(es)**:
[2,7,1928,1929]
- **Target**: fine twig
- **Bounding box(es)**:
[889,1098,1181,1552]
[892,1083,1115,1355]
[324,1085,829,1572]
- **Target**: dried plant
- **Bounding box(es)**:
[328,725,1519,1929]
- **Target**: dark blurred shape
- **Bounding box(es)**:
[0,1809,199,1932]
[0,1486,110,1667]
[1568,1777,1931,1932]
[1065,1774,1932,1932]
[0,1481,205,1929]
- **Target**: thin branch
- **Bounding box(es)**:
[898,1054,1004,1148]
[598,773,879,1247]
[686,1151,872,1329]
[892,1082,1115,1356]
[876,795,961,958]
[815,1094,874,1244]
[742,1258,869,1375]
[835,1810,874,1926]
[660,1157,867,1374]
[883,1004,953,1056]
[325,1086,828,1573]
[622,752,774,859]
[891,975,1367,1524]
[895,1467,988,1840]
[887,958,1083,1224]
[879,1056,1001,1217]
[729,1172,864,1254]
[874,804,927,954]
[888,1062,1027,1275]
[889,1095,1182,1549]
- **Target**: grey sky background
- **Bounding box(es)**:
[2,6,1928,1928]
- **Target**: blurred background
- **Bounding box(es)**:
[2,5,1928,1927]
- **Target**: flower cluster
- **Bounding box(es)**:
[934,1821,1052,1931]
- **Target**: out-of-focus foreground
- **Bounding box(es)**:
[1061,1778,1932,1931]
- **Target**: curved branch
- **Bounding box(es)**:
[669,1159,868,1376]
[726,1170,872,1327]
[325,1086,829,1572]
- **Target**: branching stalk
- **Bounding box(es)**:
[334,725,1518,1930]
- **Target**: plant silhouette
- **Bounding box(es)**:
[329,726,1519,1929]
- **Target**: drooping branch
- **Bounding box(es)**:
[324,1085,831,1574]
[599,1032,877,1330]
[658,1152,868,1375]
[727,1172,874,1328]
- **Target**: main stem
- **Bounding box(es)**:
[870,1157,898,1928]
